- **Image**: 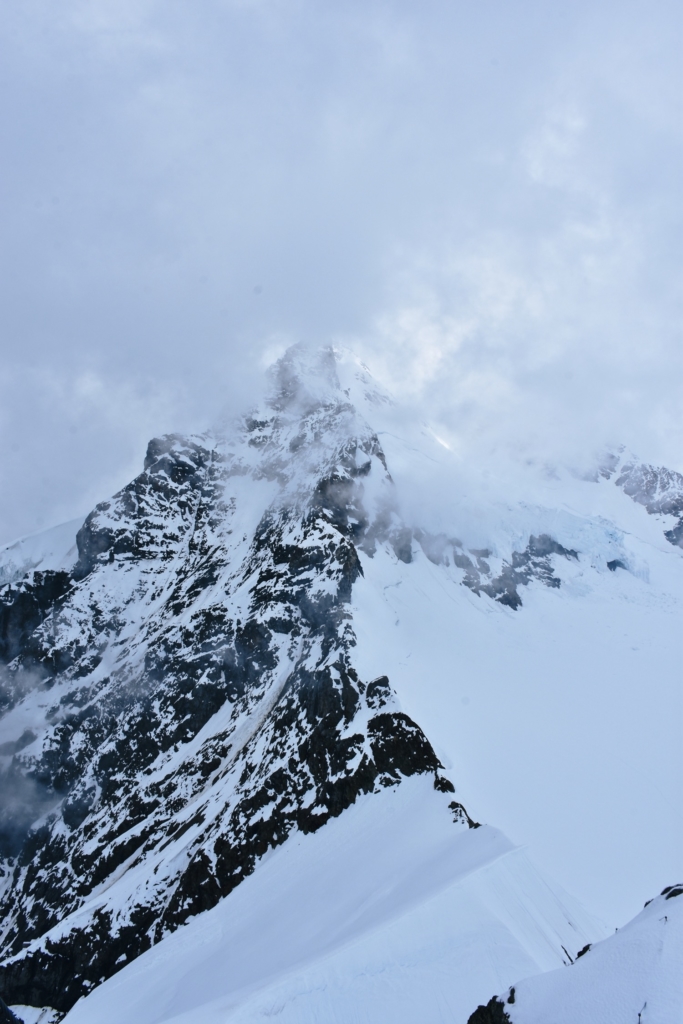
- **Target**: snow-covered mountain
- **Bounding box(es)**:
[0,346,680,1022]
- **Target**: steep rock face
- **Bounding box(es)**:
[0,349,455,1013]
[0,572,73,674]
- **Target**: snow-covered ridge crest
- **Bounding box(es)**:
[468,884,683,1024]
[0,521,81,587]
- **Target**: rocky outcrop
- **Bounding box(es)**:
[468,997,513,1024]
[415,530,577,610]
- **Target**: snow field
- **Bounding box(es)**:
[352,523,682,927]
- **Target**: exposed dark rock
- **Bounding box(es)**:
[449,800,480,828]
[415,530,578,610]
[467,996,512,1024]
[0,571,73,673]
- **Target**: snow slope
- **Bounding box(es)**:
[0,521,81,585]
[61,777,602,1024]
[351,483,683,926]
[469,885,683,1024]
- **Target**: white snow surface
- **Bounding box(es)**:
[9,1009,59,1024]
[0,519,81,582]
[62,777,602,1024]
[351,506,682,927]
[502,888,683,1024]
[330,368,683,926]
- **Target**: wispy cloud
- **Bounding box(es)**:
[0,1,680,542]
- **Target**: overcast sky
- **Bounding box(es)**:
[0,0,681,544]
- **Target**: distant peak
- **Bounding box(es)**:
[265,343,394,417]
[266,344,342,414]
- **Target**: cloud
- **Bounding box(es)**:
[352,33,682,472]
[0,364,182,541]
[0,1,680,543]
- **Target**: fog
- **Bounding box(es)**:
[0,0,680,544]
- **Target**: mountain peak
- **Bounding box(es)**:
[265,343,394,419]
[0,350,453,1014]
[266,344,342,414]
[0,348,680,1022]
